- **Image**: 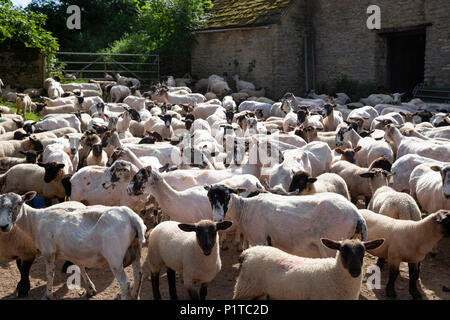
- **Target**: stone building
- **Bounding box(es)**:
[191,0,450,99]
[0,42,45,89]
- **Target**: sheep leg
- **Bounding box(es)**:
[184,276,199,300]
[130,250,143,300]
[62,261,74,273]
[199,283,208,300]
[167,267,178,300]
[150,272,162,300]
[385,262,400,299]
[16,258,33,298]
[79,266,97,297]
[376,258,385,271]
[110,266,131,300]
[408,263,422,300]
[43,255,56,300]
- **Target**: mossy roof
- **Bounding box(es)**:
[200,0,294,30]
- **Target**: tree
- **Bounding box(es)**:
[26,0,142,52]
[0,0,58,54]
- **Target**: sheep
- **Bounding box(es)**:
[0,136,43,158]
[0,162,69,203]
[0,191,146,300]
[36,103,79,116]
[334,146,362,163]
[359,168,421,220]
[360,93,405,106]
[330,157,391,205]
[203,184,368,258]
[35,114,82,133]
[222,95,236,112]
[0,196,86,298]
[15,94,32,119]
[44,77,64,99]
[0,105,16,114]
[384,124,450,162]
[115,73,140,89]
[0,118,23,132]
[156,86,205,106]
[143,115,173,140]
[336,125,394,167]
[287,172,351,200]
[208,76,232,98]
[233,238,384,300]
[409,163,450,213]
[347,106,379,130]
[108,85,131,103]
[70,160,148,214]
[239,87,266,98]
[360,209,449,299]
[0,150,42,172]
[322,103,344,131]
[391,154,445,192]
[86,144,108,166]
[147,220,231,300]
[233,75,255,92]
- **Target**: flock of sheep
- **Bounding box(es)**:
[0,71,448,300]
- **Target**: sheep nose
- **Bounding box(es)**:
[0,224,9,232]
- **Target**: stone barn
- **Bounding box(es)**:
[191,0,450,99]
[0,42,46,90]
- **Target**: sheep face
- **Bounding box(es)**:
[19,150,41,163]
[322,104,336,117]
[126,166,157,195]
[158,114,173,128]
[225,111,234,124]
[204,185,245,222]
[288,171,316,193]
[434,210,450,237]
[359,168,392,192]
[321,238,384,278]
[335,127,350,147]
[335,146,361,164]
[178,220,232,256]
[0,192,36,232]
[37,162,65,183]
[92,144,103,157]
[68,136,81,156]
[431,165,450,199]
[102,161,133,190]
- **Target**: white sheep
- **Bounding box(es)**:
[15,94,32,119]
[409,163,450,213]
[0,192,146,300]
[360,168,421,220]
[86,144,108,166]
[233,238,384,300]
[147,220,232,300]
[233,74,255,92]
[288,172,350,200]
[360,209,449,299]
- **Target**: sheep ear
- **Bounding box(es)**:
[307,178,317,184]
[37,162,46,168]
[320,238,341,251]
[335,148,344,154]
[21,191,37,203]
[430,165,441,172]
[216,220,232,231]
[178,223,196,233]
[360,172,374,178]
[203,185,212,192]
[354,146,362,152]
[363,239,385,250]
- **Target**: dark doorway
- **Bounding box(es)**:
[386,29,425,97]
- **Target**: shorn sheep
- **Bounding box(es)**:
[0,191,146,300]
[147,220,232,300]
[233,238,384,300]
[360,209,449,299]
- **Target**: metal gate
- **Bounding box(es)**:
[46,52,159,89]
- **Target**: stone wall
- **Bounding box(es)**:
[0,43,44,89]
[312,0,450,89]
[191,27,277,97]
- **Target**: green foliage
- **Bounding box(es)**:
[0,98,43,122]
[318,75,380,102]
[27,0,143,53]
[0,0,58,54]
[107,0,212,57]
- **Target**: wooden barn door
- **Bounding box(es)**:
[386,29,425,97]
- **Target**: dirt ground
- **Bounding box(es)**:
[0,233,448,300]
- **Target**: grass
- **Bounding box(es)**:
[0,98,43,122]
